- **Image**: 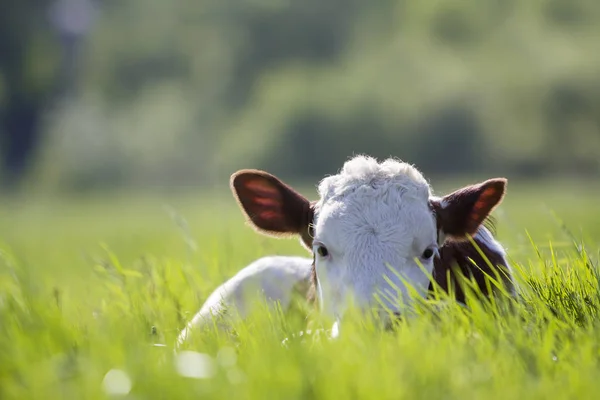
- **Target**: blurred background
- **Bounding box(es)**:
[2,0,600,195]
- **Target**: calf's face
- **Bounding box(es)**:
[231,156,506,324]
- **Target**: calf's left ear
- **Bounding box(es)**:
[431,178,507,241]
[230,169,315,248]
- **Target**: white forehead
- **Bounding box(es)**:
[317,156,432,202]
[314,156,435,253]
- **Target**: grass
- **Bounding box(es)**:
[1,180,600,399]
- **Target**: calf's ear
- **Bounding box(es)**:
[230,169,315,248]
[431,178,507,241]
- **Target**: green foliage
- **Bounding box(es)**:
[0,0,60,106]
[30,0,600,191]
[1,182,600,398]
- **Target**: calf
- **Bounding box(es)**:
[230,155,514,326]
[179,155,514,343]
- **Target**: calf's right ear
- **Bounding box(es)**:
[230,169,315,247]
[431,178,507,242]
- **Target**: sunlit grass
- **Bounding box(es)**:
[1,183,600,399]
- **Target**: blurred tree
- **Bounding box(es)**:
[226,0,367,108]
[31,0,600,192]
[412,106,484,175]
[0,0,61,190]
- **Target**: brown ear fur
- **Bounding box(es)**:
[432,178,507,241]
[230,170,315,248]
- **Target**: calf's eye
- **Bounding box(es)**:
[317,245,329,258]
[421,248,436,260]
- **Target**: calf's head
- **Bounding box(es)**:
[231,156,506,322]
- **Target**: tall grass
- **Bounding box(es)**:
[1,184,599,399]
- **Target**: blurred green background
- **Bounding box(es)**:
[3,4,600,397]
[2,0,600,195]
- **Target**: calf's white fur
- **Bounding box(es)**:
[179,155,511,343]
[311,157,438,319]
[177,256,311,345]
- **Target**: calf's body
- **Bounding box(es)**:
[178,224,513,345]
[179,155,515,343]
[177,255,312,345]
[431,225,514,302]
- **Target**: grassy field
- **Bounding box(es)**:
[1,180,600,399]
